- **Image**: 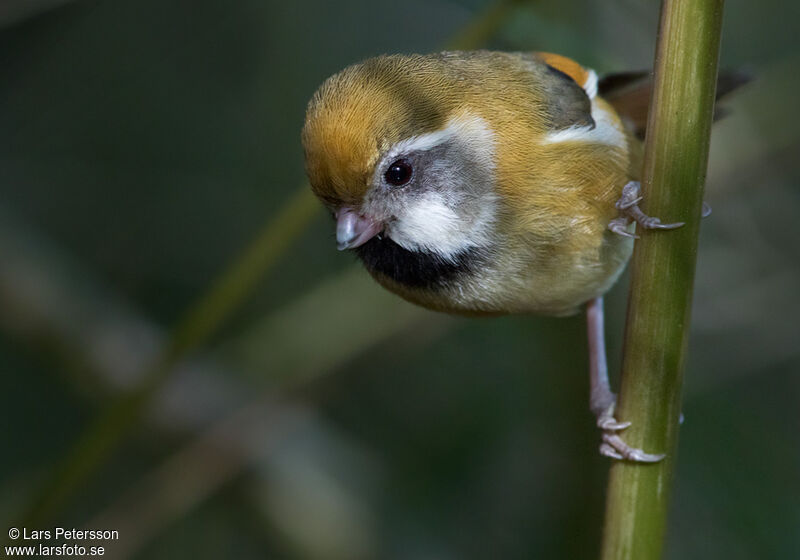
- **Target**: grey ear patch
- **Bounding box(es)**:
[542,63,596,131]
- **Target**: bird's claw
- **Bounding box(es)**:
[607,217,638,238]
[616,181,643,209]
[639,216,684,230]
[599,442,626,460]
[615,195,643,211]
[601,433,666,463]
[609,181,684,237]
[597,404,631,430]
[596,403,665,463]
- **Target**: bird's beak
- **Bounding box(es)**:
[336,208,383,250]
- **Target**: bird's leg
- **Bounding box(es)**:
[586,297,665,462]
[608,181,684,238]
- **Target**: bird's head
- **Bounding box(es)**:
[301,54,500,287]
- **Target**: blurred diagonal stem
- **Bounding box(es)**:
[13,0,526,531]
[445,0,526,50]
[21,186,320,526]
[599,0,724,558]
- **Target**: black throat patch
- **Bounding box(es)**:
[354,235,484,289]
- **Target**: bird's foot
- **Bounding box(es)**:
[608,181,684,237]
[596,403,665,463]
[607,217,638,239]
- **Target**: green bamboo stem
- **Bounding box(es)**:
[599,0,725,558]
[8,0,522,534]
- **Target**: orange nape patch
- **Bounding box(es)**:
[535,52,590,90]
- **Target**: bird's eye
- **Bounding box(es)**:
[384,159,413,187]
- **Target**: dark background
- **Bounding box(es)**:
[1,0,798,558]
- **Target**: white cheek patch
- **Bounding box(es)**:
[379,113,498,261]
[542,97,627,149]
[387,191,496,260]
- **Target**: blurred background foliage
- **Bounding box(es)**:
[0,0,798,558]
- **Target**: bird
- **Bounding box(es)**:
[301,50,744,461]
